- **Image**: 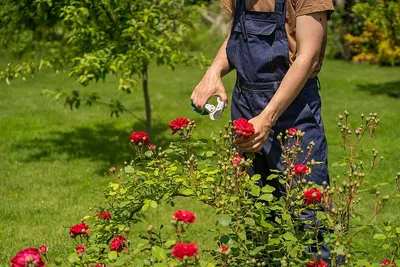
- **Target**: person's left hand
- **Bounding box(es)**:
[234,114,272,153]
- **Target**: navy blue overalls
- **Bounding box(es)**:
[227,0,330,261]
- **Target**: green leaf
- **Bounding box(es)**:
[108,251,118,260]
[250,185,260,197]
[266,174,279,180]
[114,255,130,266]
[373,182,389,188]
[152,246,167,261]
[164,239,176,247]
[164,149,174,154]
[67,253,80,263]
[110,183,119,190]
[247,153,256,160]
[396,227,400,234]
[251,174,261,181]
[216,214,231,227]
[382,243,390,250]
[268,238,280,245]
[384,226,392,232]
[124,165,135,174]
[261,185,275,193]
[373,233,387,240]
[249,246,265,256]
[132,259,145,267]
[205,177,214,182]
[282,213,292,222]
[244,218,255,226]
[119,201,130,208]
[205,151,215,157]
[283,232,297,241]
[219,235,230,244]
[150,200,158,209]
[331,161,347,167]
[356,260,371,267]
[142,202,150,212]
[181,189,194,196]
[259,194,273,202]
[54,257,63,265]
[144,150,153,158]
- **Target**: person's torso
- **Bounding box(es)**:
[226,0,290,83]
[222,0,329,78]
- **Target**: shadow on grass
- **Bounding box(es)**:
[356,80,400,98]
[13,121,178,174]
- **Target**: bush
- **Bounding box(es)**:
[8,112,400,266]
[345,1,400,66]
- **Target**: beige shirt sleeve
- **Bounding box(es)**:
[293,0,334,18]
[220,0,234,16]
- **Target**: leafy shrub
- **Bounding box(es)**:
[345,1,400,66]
[8,112,400,266]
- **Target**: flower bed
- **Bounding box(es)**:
[9,112,400,266]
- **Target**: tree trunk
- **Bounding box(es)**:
[341,0,354,61]
[142,65,152,136]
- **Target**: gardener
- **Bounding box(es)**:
[191,0,334,261]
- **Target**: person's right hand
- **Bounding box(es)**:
[190,69,228,111]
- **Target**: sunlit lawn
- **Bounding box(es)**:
[1,53,400,264]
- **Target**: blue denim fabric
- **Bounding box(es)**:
[226,0,331,262]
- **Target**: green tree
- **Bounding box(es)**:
[0,0,206,135]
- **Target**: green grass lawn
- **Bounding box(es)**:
[1,55,400,265]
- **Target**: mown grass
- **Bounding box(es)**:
[1,47,400,264]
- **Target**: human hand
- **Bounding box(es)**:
[234,114,272,153]
[190,69,228,111]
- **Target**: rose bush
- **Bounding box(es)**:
[8,113,400,266]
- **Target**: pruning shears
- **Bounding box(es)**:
[191,97,228,120]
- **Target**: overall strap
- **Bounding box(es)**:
[274,0,287,26]
[236,0,248,41]
[234,0,242,21]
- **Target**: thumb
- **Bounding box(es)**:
[214,88,229,104]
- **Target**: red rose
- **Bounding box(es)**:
[109,167,116,173]
[39,244,48,254]
[232,154,244,166]
[94,264,105,267]
[294,164,309,175]
[148,144,156,151]
[10,248,45,267]
[110,235,127,252]
[380,259,395,266]
[288,127,299,136]
[219,245,230,255]
[130,131,150,146]
[169,117,191,135]
[304,188,322,206]
[173,210,196,224]
[306,259,328,267]
[171,242,199,260]
[98,211,111,220]
[75,245,85,255]
[70,223,89,238]
[233,118,255,139]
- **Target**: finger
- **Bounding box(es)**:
[241,142,264,153]
[234,135,255,145]
[213,88,229,104]
[194,99,207,111]
[237,135,265,148]
[191,95,207,111]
